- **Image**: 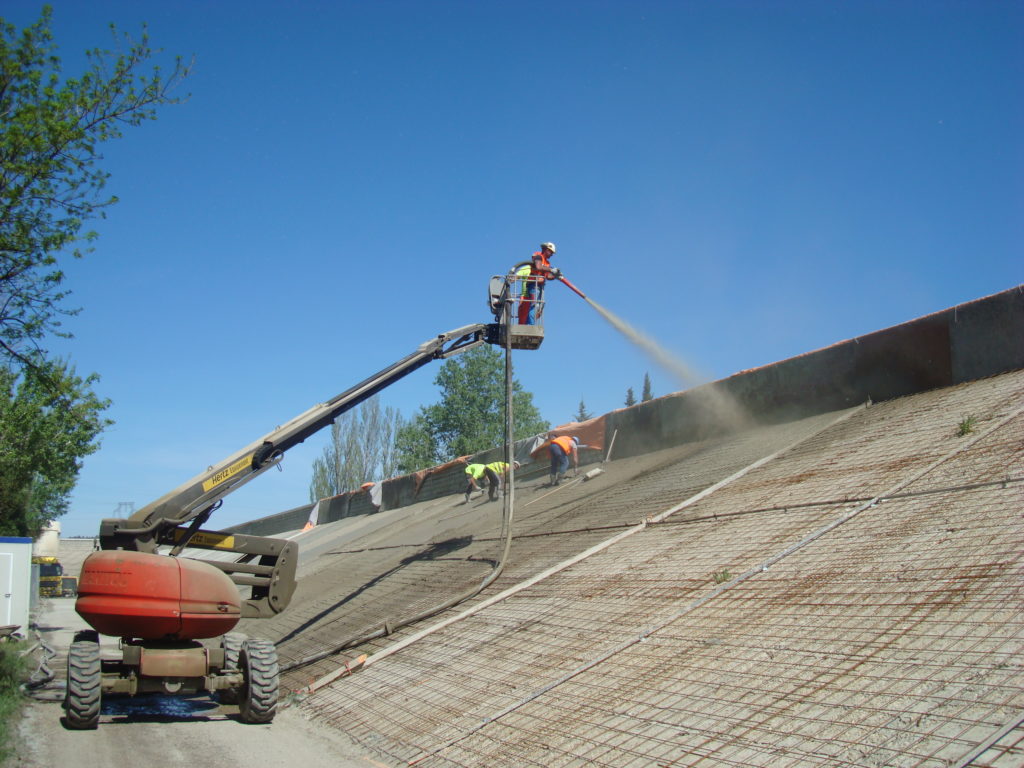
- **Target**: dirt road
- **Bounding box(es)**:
[6,598,389,768]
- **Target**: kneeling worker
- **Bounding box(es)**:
[465,460,520,502]
[548,434,585,486]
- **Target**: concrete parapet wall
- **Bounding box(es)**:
[228,503,312,537]
[231,285,1023,536]
[950,287,1024,382]
[353,492,380,517]
[606,286,1021,461]
[382,472,423,510]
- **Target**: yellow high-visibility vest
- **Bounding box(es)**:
[516,264,531,294]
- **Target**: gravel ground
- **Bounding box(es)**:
[5,597,386,768]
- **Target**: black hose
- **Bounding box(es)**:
[281,288,520,675]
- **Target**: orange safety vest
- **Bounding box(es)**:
[529,251,551,283]
[550,435,576,453]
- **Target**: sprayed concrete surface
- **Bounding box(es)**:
[10,287,1022,767]
[275,370,1023,767]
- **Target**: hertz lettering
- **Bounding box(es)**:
[202,454,254,492]
[80,570,130,589]
[172,530,236,549]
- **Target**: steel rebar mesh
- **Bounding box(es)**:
[266,411,849,688]
[296,370,1023,767]
[442,484,1019,768]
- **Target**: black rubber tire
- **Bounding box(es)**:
[217,632,246,704]
[237,639,279,724]
[64,639,101,729]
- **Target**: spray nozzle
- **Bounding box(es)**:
[557,274,588,300]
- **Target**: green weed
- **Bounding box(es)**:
[956,415,978,437]
[712,569,732,584]
[0,641,29,762]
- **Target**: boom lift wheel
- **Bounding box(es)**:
[217,632,247,705]
[237,638,279,724]
[64,630,101,730]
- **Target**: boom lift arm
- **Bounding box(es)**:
[96,323,495,618]
[66,275,547,730]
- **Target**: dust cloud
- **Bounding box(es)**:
[584,297,749,432]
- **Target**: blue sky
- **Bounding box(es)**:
[5,1,1020,537]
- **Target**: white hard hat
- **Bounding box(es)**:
[540,242,557,254]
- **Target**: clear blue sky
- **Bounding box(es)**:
[5,1,1020,536]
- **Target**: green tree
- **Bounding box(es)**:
[574,397,593,422]
[0,7,191,368]
[624,387,636,407]
[641,372,653,402]
[394,411,437,474]
[0,359,111,536]
[309,396,403,502]
[395,346,549,472]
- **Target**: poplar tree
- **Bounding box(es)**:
[308,396,403,502]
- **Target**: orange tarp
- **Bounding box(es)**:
[529,415,607,459]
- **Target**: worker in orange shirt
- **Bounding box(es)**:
[518,242,561,325]
[548,434,582,486]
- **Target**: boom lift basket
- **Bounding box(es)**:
[488,266,546,350]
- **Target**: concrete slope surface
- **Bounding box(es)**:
[241,409,849,681]
[257,369,1023,767]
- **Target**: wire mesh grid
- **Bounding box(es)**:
[519,410,849,537]
[246,500,509,678]
[474,492,1019,768]
[297,371,1023,766]
[410,425,1023,766]
[270,411,849,687]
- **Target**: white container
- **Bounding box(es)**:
[0,537,33,633]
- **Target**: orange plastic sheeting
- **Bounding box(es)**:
[530,415,606,459]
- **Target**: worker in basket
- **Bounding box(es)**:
[518,242,561,325]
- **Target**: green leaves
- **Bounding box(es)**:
[0,359,111,536]
[574,398,593,422]
[0,7,181,532]
[641,372,653,402]
[394,346,549,472]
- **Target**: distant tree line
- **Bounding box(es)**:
[309,346,550,501]
[309,360,671,502]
